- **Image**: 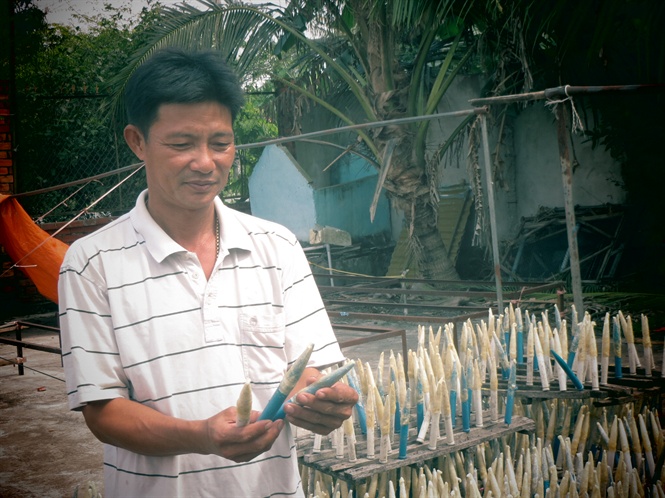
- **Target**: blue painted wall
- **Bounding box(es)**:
[331,153,377,184]
[248,145,316,242]
[249,145,391,243]
[314,175,391,240]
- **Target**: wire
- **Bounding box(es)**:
[10,162,145,199]
[237,108,485,150]
[12,109,485,200]
[309,260,402,279]
[0,164,145,280]
[0,354,65,383]
[35,181,93,222]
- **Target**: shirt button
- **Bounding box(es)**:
[191,272,199,280]
[250,316,258,326]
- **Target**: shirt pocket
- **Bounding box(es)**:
[239,312,287,391]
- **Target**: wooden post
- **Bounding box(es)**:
[480,114,504,311]
[555,103,584,314]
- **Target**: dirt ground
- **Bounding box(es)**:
[0,325,104,498]
[0,314,417,498]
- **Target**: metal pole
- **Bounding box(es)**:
[555,103,584,314]
[238,108,487,150]
[469,83,665,107]
[480,114,504,311]
[15,325,24,376]
[12,108,489,199]
[325,243,334,287]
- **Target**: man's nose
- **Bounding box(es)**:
[190,146,216,173]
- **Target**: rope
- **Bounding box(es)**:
[308,260,402,279]
[0,354,65,383]
[545,85,585,134]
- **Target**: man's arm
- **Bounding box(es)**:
[82,397,284,462]
[284,367,359,435]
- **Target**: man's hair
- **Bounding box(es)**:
[124,48,245,138]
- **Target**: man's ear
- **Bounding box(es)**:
[124,124,146,160]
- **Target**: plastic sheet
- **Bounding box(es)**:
[0,195,68,303]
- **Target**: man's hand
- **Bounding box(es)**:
[283,376,359,435]
[82,398,283,461]
[204,408,283,462]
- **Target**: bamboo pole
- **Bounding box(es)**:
[480,114,504,311]
[555,102,584,315]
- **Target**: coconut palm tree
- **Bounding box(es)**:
[110,0,488,280]
[114,0,662,282]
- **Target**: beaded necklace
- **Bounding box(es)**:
[214,211,220,257]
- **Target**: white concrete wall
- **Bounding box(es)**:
[252,77,627,248]
[428,75,625,243]
[512,105,626,222]
[248,145,316,241]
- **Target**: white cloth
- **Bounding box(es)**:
[59,190,344,497]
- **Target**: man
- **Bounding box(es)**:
[58,48,358,497]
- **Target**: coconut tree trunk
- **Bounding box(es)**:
[373,117,460,281]
[404,195,460,281]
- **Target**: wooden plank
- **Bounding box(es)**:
[593,386,661,408]
[327,309,489,325]
[493,385,592,400]
[299,415,534,484]
[325,299,489,312]
[492,377,664,401]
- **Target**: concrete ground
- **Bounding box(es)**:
[0,324,104,498]
[0,316,418,498]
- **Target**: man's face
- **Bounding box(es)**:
[124,101,236,214]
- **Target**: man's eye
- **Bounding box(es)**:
[169,143,191,149]
[212,143,231,150]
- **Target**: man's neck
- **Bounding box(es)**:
[145,196,217,248]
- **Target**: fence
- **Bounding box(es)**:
[0,215,114,320]
[15,87,143,219]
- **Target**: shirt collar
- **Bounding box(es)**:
[130,190,252,263]
[217,200,253,257]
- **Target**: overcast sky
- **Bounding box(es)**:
[33,0,191,26]
[34,0,285,26]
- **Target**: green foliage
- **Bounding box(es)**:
[13,1,165,217]
[12,0,662,283]
[0,0,48,80]
[15,2,164,93]
[12,0,279,218]
[229,94,279,201]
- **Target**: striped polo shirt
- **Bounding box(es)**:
[58,190,344,497]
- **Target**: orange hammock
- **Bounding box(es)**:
[0,194,68,304]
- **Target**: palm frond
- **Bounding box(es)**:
[415,37,476,155]
[107,2,284,124]
[275,77,380,159]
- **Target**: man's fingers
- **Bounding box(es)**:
[226,420,283,460]
[284,409,341,436]
[208,416,284,462]
[314,383,359,404]
[283,402,347,432]
[284,380,358,436]
[292,394,356,420]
